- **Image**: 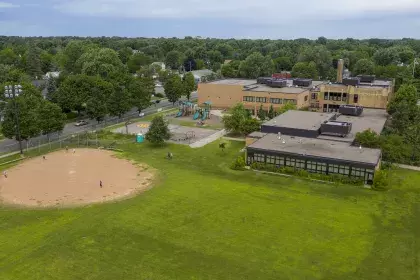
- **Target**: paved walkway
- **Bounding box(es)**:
[189,129,227,148]
[393,163,420,171]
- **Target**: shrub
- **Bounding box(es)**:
[372,170,390,191]
[231,156,246,170]
[155,92,165,98]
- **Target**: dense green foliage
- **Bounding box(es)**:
[1,140,420,279]
[223,103,261,135]
[145,115,171,145]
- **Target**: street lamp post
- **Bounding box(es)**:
[4,85,23,155]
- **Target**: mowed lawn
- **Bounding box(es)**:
[1,140,420,279]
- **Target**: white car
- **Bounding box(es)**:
[139,112,145,117]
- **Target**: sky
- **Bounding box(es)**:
[1,0,420,39]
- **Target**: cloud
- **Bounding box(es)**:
[0,2,19,8]
[54,0,420,24]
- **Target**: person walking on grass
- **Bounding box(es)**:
[43,156,46,160]
[73,149,76,154]
[3,170,7,178]
[100,180,103,188]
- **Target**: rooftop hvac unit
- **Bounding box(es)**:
[267,80,287,88]
[342,77,360,86]
[293,78,312,87]
[357,75,376,83]
[339,105,363,116]
[257,77,272,84]
[320,121,352,137]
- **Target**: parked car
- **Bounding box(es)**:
[74,120,89,127]
[138,112,145,117]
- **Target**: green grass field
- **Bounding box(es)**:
[1,139,420,279]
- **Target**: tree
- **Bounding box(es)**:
[353,59,375,75]
[297,45,332,78]
[38,100,66,140]
[145,115,171,145]
[165,51,183,70]
[0,48,18,65]
[387,84,418,115]
[373,48,399,66]
[130,77,154,114]
[291,62,318,79]
[238,52,273,78]
[108,87,131,118]
[355,129,380,148]
[267,105,275,119]
[127,52,153,73]
[2,89,43,141]
[183,72,196,100]
[46,76,57,101]
[26,46,43,79]
[40,51,54,73]
[62,40,90,73]
[222,103,261,135]
[278,103,297,114]
[118,47,133,64]
[273,56,293,72]
[77,48,125,79]
[56,74,92,114]
[86,78,114,122]
[221,60,240,78]
[257,104,266,120]
[164,74,183,105]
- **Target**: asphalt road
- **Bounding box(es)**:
[0,92,198,154]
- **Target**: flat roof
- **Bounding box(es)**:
[324,79,392,89]
[248,133,381,166]
[247,84,309,94]
[207,79,257,86]
[318,109,387,143]
[263,110,336,131]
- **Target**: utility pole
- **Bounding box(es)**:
[4,85,23,155]
[413,58,418,78]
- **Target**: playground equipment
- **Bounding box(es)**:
[176,101,195,117]
[192,101,212,121]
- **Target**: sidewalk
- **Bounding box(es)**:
[393,163,420,171]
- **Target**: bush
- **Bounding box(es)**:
[231,156,246,170]
[372,170,390,191]
[155,92,165,98]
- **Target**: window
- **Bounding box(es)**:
[311,93,318,100]
[243,96,254,102]
[295,159,305,169]
[324,92,329,100]
[323,104,328,112]
[285,157,296,167]
[275,156,284,166]
[284,99,297,104]
[329,164,339,174]
[338,165,350,175]
[255,97,267,103]
[307,161,317,172]
[254,153,265,163]
[247,156,253,165]
[304,96,308,102]
[342,93,347,102]
[316,162,327,174]
[351,167,365,178]
[353,94,359,103]
[270,98,282,104]
[266,155,276,165]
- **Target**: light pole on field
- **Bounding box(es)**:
[4,84,24,155]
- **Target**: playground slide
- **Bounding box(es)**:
[201,111,208,121]
[193,112,200,120]
[176,111,182,117]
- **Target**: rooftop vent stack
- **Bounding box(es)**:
[337,59,344,83]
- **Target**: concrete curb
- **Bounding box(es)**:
[189,129,227,148]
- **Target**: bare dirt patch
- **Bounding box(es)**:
[0,149,154,207]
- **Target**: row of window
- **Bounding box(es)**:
[324,92,348,101]
[323,104,340,112]
[249,153,374,180]
[243,96,299,104]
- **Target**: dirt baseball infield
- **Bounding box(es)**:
[0,149,154,207]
